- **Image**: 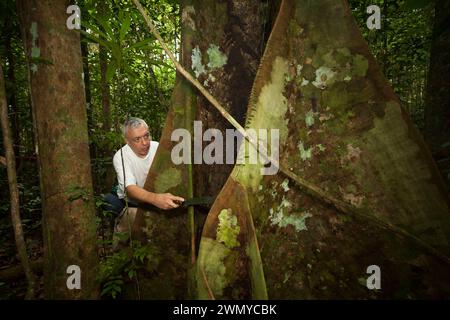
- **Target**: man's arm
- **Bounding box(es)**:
[126,185,184,210]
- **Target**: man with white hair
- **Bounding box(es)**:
[104,117,184,215]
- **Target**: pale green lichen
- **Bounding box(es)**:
[233,57,290,189]
[247,56,289,138]
[217,209,240,249]
[284,73,293,82]
[154,167,182,193]
[269,196,312,232]
[305,110,315,127]
[279,211,312,232]
[307,48,368,90]
[192,44,227,82]
[191,46,205,78]
[298,141,313,161]
[281,179,290,192]
[312,66,336,89]
[317,144,326,152]
[30,22,40,73]
[207,44,227,70]
[203,73,217,86]
[197,237,230,298]
[270,187,277,199]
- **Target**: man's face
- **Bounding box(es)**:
[125,125,151,158]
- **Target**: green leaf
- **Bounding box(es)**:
[127,38,155,51]
[80,30,112,50]
[128,269,136,279]
[122,64,138,82]
[106,60,117,82]
[119,14,132,42]
[81,20,108,40]
[401,0,433,10]
[109,43,123,67]
[94,16,115,39]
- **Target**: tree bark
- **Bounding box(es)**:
[17,0,99,299]
[190,0,265,198]
[197,0,450,299]
[0,62,37,300]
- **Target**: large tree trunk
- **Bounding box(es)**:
[424,0,450,188]
[197,0,450,299]
[130,0,265,299]
[17,0,99,299]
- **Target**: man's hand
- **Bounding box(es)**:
[125,185,185,210]
[152,193,185,210]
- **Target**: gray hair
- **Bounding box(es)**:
[123,117,149,137]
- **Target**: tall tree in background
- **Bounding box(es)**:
[17,0,99,299]
[425,0,450,184]
[1,63,37,299]
[98,0,112,134]
[2,18,21,165]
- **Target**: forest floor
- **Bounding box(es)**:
[0,215,44,299]
[0,209,116,300]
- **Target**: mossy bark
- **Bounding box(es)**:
[18,0,99,299]
[131,0,265,299]
[197,0,450,299]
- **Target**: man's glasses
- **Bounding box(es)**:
[130,132,151,143]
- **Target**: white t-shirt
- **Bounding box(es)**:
[113,141,159,199]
